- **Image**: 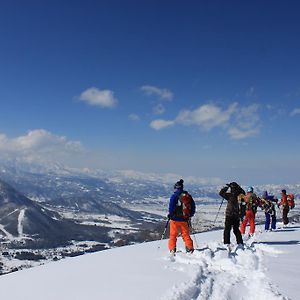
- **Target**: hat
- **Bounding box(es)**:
[247,186,254,193]
[262,191,268,199]
[230,182,239,188]
[174,179,184,189]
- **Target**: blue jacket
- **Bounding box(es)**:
[168,188,196,221]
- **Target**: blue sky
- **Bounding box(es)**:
[0,0,300,184]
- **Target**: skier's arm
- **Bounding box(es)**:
[260,199,267,209]
[255,195,262,207]
[279,196,285,206]
[219,186,230,200]
[168,194,177,217]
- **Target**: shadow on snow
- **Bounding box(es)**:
[254,240,300,246]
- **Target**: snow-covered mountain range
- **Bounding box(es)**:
[0,159,299,276]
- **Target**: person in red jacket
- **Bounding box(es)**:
[278,189,290,225]
[239,186,260,236]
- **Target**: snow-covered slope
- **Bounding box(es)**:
[0,222,299,300]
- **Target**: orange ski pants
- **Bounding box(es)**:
[168,220,194,251]
[240,210,255,234]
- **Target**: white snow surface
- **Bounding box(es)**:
[0,224,14,240]
[17,208,26,237]
[0,223,299,300]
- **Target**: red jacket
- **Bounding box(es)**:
[243,192,259,212]
[280,195,289,207]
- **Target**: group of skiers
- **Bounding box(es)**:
[167,179,295,254]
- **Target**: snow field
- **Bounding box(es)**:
[162,235,287,300]
[0,223,299,300]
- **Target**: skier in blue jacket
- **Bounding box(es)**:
[261,190,277,231]
[168,179,196,253]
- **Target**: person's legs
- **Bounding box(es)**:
[271,214,276,230]
[282,208,289,225]
[168,220,178,251]
[249,212,255,234]
[224,217,232,244]
[233,217,243,244]
[240,213,249,234]
[265,213,270,230]
[179,221,194,250]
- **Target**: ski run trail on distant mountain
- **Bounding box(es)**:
[161,231,288,300]
[17,208,26,237]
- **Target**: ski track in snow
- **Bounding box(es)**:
[0,208,26,240]
[6,208,19,218]
[0,224,14,240]
[18,208,26,237]
[161,233,290,300]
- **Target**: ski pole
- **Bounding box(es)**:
[212,198,225,227]
[161,219,170,240]
[158,219,170,249]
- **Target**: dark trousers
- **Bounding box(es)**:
[224,216,243,244]
[282,207,289,225]
[265,213,276,230]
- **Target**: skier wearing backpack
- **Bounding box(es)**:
[219,182,245,246]
[239,186,260,236]
[278,189,294,225]
[260,191,277,231]
[168,179,196,254]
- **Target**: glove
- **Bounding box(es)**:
[167,214,171,219]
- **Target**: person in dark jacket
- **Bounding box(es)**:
[219,182,245,245]
[168,179,196,254]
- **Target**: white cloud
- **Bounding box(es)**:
[228,104,260,139]
[290,108,300,116]
[235,104,260,130]
[0,129,83,160]
[227,127,259,139]
[176,103,237,130]
[79,87,118,108]
[150,102,261,139]
[129,114,140,121]
[140,85,173,100]
[150,119,175,130]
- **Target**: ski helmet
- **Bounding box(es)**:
[247,186,254,193]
